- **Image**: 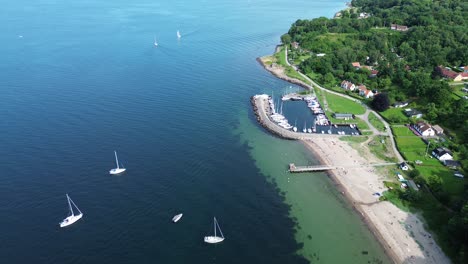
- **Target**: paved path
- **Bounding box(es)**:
[284,48,405,162]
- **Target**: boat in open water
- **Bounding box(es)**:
[172,213,183,223]
[204,217,224,244]
[59,194,83,228]
[110,151,126,175]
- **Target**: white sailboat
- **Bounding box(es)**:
[177,30,181,39]
[154,36,158,47]
[293,120,297,132]
[59,194,83,228]
[172,213,183,223]
[302,121,307,133]
[109,151,126,175]
[204,217,225,244]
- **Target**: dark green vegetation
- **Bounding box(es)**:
[371,93,390,112]
[282,0,468,262]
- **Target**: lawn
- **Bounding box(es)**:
[314,87,369,132]
[274,46,287,66]
[368,136,398,162]
[368,112,386,132]
[273,46,310,84]
[391,125,465,197]
[380,108,409,124]
[323,91,366,115]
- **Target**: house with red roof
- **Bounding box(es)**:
[358,85,374,98]
[351,62,361,69]
[436,66,468,81]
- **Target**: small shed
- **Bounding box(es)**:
[404,108,423,118]
[333,113,355,120]
[443,160,461,169]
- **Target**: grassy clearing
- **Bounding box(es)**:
[367,136,398,162]
[339,136,368,143]
[368,112,386,132]
[273,46,310,84]
[323,91,366,115]
[380,108,409,124]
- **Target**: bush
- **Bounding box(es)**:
[399,188,421,202]
[414,175,426,186]
[409,169,421,178]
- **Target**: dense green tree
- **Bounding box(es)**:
[281,34,291,44]
[371,93,390,112]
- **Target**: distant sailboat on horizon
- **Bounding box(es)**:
[59,194,83,228]
[177,30,181,39]
[204,217,225,244]
[109,151,126,175]
[154,36,158,47]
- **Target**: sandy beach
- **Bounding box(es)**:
[303,137,450,264]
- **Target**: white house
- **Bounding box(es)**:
[358,85,374,98]
[432,147,453,161]
[341,80,356,91]
[413,122,435,137]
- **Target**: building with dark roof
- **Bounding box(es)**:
[443,160,461,169]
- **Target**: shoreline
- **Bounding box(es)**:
[301,140,399,263]
[256,56,313,90]
[255,54,451,264]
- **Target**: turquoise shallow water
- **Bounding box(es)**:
[0,0,390,263]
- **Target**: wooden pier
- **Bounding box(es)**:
[289,162,398,173]
[289,163,339,172]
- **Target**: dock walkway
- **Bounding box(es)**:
[289,162,398,173]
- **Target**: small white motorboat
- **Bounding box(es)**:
[59,194,83,228]
[172,213,183,223]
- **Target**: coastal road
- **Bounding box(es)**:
[284,48,405,163]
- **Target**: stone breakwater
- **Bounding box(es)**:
[251,95,295,140]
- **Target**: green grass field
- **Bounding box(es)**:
[368,112,386,132]
[380,108,409,124]
[324,91,366,115]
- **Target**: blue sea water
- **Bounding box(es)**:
[0,0,390,263]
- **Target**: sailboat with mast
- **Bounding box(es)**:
[59,194,83,227]
[204,217,225,244]
[177,30,181,39]
[303,121,307,133]
[109,151,126,175]
[154,36,158,47]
